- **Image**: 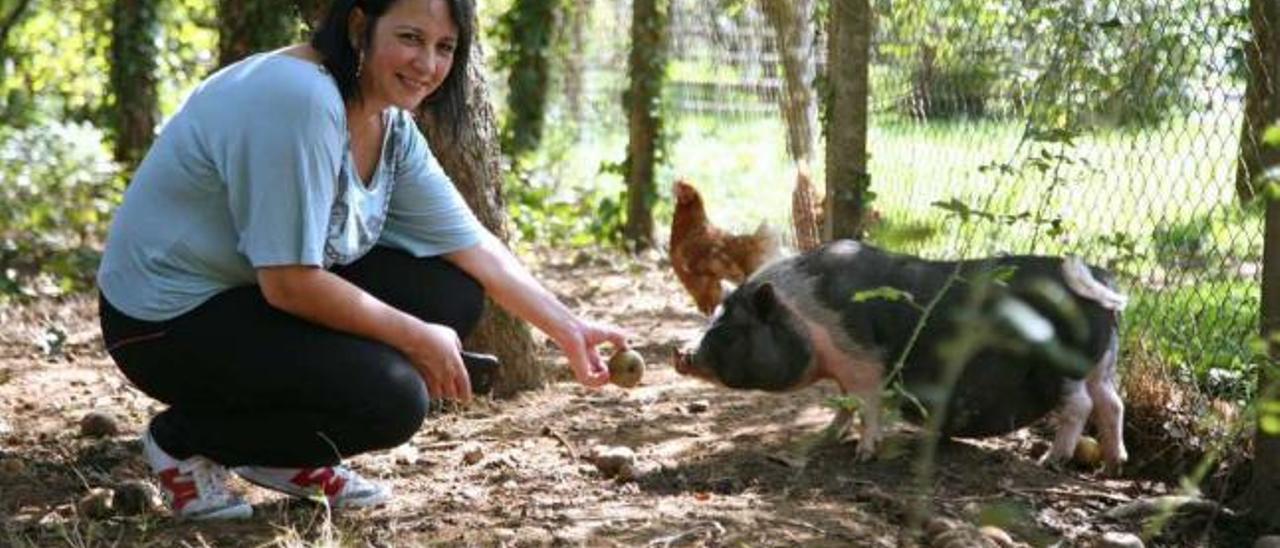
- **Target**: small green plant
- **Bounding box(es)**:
[0,121,122,299]
[504,174,626,247]
[865,214,942,251]
[1151,215,1212,268]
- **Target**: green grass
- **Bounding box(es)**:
[1124,280,1261,401]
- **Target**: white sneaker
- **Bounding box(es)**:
[233,465,391,508]
[141,430,253,520]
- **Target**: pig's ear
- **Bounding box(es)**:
[752,283,782,317]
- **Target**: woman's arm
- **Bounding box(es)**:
[444,231,629,387]
[257,266,473,401]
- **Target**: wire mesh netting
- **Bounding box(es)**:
[487,0,1263,400]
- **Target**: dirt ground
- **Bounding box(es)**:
[0,246,1253,547]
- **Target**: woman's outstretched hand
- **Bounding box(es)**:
[558,320,630,388]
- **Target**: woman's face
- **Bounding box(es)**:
[355,0,458,111]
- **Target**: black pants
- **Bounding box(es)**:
[99,247,485,467]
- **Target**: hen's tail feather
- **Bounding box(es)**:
[754,221,785,266]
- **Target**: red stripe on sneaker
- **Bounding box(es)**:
[289,468,347,499]
[324,475,347,498]
[158,468,199,511]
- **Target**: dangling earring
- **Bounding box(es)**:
[355,49,365,79]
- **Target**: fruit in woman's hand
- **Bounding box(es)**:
[608,349,645,388]
[1074,435,1102,467]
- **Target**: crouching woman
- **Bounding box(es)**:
[96,0,627,519]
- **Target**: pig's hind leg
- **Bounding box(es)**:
[1086,336,1127,472]
[1040,379,1092,467]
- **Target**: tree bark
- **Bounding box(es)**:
[1258,194,1280,528]
[217,0,299,68]
[761,0,821,249]
[109,0,160,170]
[1250,0,1280,528]
[761,0,817,165]
[1237,0,1279,203]
[623,0,668,250]
[418,42,544,397]
[791,164,821,251]
[824,0,873,241]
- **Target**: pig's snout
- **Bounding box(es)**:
[673,337,713,378]
[672,347,695,375]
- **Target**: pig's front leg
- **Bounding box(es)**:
[801,318,886,461]
[853,381,882,461]
[831,356,885,462]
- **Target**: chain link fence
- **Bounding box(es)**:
[486,0,1263,400]
[867,0,1260,401]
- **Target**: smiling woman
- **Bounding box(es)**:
[311,0,473,137]
[94,0,631,521]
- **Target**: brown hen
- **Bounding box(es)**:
[670,179,783,315]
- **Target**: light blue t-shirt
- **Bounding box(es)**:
[98,51,483,321]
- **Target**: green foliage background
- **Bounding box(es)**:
[0,122,121,297]
[0,0,216,300]
[2,1,113,127]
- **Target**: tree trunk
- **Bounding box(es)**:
[623,0,668,250]
[761,0,816,164]
[417,42,544,397]
[824,0,873,241]
[791,164,821,251]
[1249,0,1280,528]
[497,0,558,161]
[1236,0,1279,203]
[217,0,299,68]
[108,0,160,170]
[761,0,820,249]
[1258,197,1280,528]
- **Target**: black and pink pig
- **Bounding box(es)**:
[674,240,1128,471]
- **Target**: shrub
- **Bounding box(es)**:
[0,121,122,298]
[1151,215,1212,268]
[504,171,625,248]
[1124,280,1259,401]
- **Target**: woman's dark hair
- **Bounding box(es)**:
[311,0,473,134]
